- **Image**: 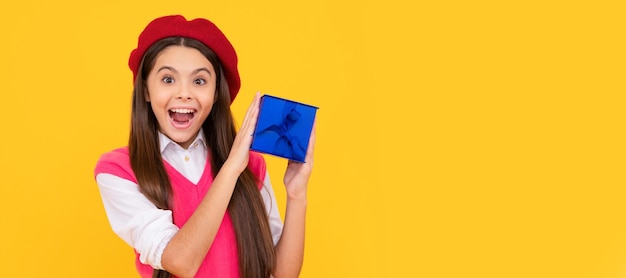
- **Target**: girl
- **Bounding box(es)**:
[94,15,315,278]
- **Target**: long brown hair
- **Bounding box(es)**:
[128,37,276,278]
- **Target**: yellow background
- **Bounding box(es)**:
[0,0,624,277]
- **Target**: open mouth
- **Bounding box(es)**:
[168,108,196,127]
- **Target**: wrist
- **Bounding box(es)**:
[286,197,308,213]
[287,193,308,204]
[220,160,243,177]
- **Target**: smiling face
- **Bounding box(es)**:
[145,45,217,149]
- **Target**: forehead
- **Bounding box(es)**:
[153,45,214,71]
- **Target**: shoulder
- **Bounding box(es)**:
[94,147,136,182]
[97,147,130,162]
[248,151,267,187]
[248,151,265,167]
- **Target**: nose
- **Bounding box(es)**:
[176,82,192,100]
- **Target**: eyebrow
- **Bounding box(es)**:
[192,68,212,75]
[156,66,212,75]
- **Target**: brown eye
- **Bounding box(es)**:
[162,77,174,84]
[194,78,206,85]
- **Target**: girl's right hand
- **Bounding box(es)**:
[225,92,261,174]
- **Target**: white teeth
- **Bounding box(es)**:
[170,108,195,114]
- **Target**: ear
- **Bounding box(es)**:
[144,87,150,102]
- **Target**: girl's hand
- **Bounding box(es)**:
[283,121,316,201]
[225,92,261,174]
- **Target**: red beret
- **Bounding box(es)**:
[128,15,240,103]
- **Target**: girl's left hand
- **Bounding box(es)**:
[283,122,316,200]
[226,92,261,174]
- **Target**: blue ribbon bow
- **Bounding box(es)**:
[257,101,307,161]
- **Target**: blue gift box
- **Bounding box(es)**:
[251,95,318,163]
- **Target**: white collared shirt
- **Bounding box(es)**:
[96,130,283,270]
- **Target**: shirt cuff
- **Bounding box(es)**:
[148,229,176,270]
